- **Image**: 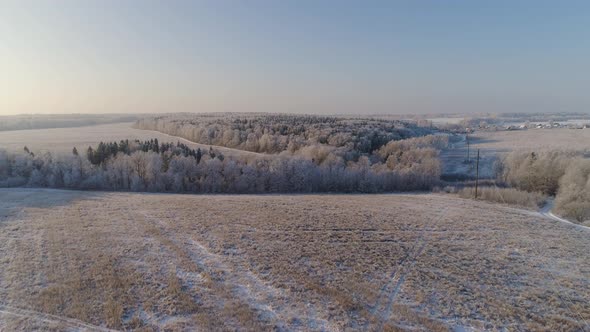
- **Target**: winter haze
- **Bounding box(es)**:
[1,1,590,331]
[2,1,590,115]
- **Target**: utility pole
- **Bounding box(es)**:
[466,133,470,163]
[475,149,480,199]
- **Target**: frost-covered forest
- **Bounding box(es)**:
[0,128,448,193]
[497,150,590,222]
[133,113,434,156]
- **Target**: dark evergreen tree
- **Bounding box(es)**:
[87,146,95,164]
[196,148,202,163]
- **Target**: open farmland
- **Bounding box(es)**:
[469,128,590,153]
[1,189,588,331]
[0,122,261,159]
[441,128,590,179]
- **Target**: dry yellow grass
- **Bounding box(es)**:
[457,186,547,209]
[0,189,589,331]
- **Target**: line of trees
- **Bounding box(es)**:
[133,113,434,157]
[84,139,212,166]
[0,135,448,194]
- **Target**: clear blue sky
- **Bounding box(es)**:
[1,0,589,115]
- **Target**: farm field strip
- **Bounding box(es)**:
[0,122,259,159]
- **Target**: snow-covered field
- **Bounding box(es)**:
[427,117,465,125]
[469,128,590,152]
[0,122,261,158]
[0,188,588,331]
[441,128,590,179]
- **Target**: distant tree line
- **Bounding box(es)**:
[133,113,434,158]
[0,134,448,194]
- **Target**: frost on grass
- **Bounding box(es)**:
[0,189,589,331]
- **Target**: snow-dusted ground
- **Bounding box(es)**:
[468,128,590,152]
[440,134,497,179]
[1,188,589,331]
[539,199,590,231]
[440,128,590,179]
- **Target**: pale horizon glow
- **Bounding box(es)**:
[1,0,590,115]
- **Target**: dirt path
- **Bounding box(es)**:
[539,199,590,231]
[132,127,269,159]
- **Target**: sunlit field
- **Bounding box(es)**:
[1,189,588,331]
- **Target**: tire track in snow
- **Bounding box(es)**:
[0,304,116,332]
[369,207,449,329]
[140,211,337,331]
